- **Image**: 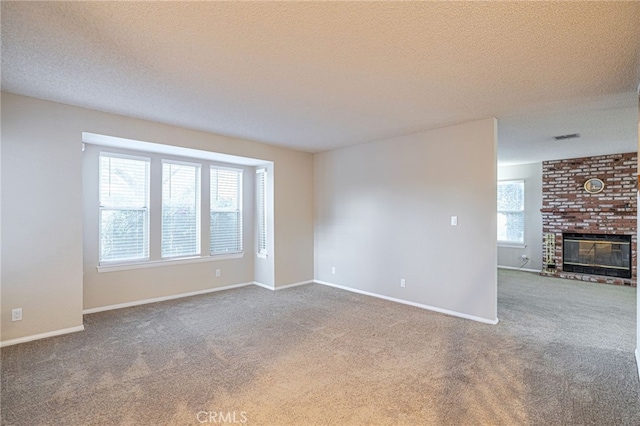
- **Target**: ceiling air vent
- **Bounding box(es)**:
[553,133,580,141]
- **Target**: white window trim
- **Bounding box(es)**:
[161,158,203,168]
[92,144,254,272]
[498,243,527,249]
[497,179,525,245]
[100,151,151,163]
[211,164,244,173]
[97,253,244,273]
[256,168,268,257]
[99,152,151,265]
[161,160,202,258]
[210,166,243,255]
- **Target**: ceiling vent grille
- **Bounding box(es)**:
[553,133,580,141]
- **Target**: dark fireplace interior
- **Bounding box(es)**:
[563,233,632,279]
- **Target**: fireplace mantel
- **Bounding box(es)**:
[541,208,633,214]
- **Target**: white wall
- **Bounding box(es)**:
[1,92,314,343]
[314,118,498,323]
[497,162,543,271]
[275,156,315,288]
[254,162,275,288]
[1,93,84,341]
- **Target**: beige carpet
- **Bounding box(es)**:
[1,270,638,425]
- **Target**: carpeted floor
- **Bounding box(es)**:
[1,269,639,425]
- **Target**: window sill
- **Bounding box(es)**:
[498,243,527,249]
[257,252,268,259]
[97,253,244,273]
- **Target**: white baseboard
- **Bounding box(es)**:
[253,280,314,291]
[83,282,254,314]
[498,265,542,273]
[314,280,499,325]
[0,325,85,348]
[275,280,313,290]
[253,281,274,290]
[636,348,640,384]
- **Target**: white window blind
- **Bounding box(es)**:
[162,161,201,258]
[210,167,243,255]
[99,153,150,263]
[256,168,267,255]
[497,180,525,244]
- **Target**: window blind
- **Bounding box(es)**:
[256,169,267,255]
[99,154,150,263]
[210,167,243,255]
[162,161,201,257]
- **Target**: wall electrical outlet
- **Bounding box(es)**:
[451,216,458,226]
[400,278,406,288]
[331,266,336,275]
[215,269,221,278]
[12,308,22,322]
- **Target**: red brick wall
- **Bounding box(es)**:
[541,152,637,286]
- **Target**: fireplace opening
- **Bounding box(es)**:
[563,233,632,279]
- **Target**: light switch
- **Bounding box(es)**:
[451,216,458,226]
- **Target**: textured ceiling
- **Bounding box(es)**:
[2,1,639,163]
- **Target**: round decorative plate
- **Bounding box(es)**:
[584,178,605,194]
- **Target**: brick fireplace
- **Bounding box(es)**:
[541,152,637,286]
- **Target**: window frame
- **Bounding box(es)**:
[161,159,202,259]
[98,152,151,266]
[497,179,525,246]
[209,165,244,256]
[92,148,249,273]
[256,168,268,258]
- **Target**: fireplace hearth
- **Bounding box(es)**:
[563,233,632,279]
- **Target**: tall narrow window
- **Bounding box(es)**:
[497,180,525,244]
[210,167,243,255]
[256,168,267,256]
[99,153,150,263]
[162,161,201,258]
